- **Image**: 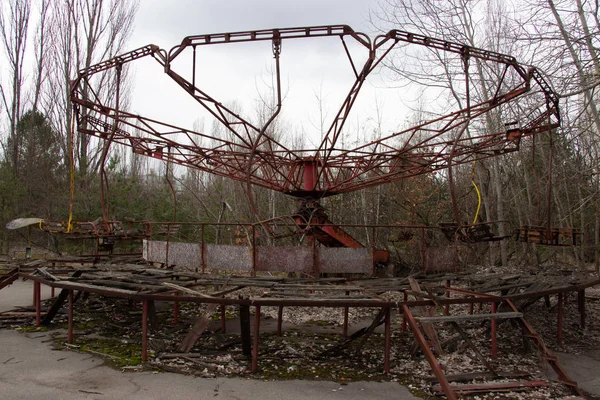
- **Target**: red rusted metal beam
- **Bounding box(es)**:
[434,380,549,395]
[252,306,261,373]
[72,26,559,199]
[19,273,600,310]
[504,299,584,397]
[384,307,391,374]
[343,290,350,337]
[491,301,497,358]
[173,292,179,325]
[34,281,41,326]
[578,289,586,329]
[277,305,283,336]
[557,293,563,346]
[142,299,148,362]
[67,290,74,344]
[0,272,18,291]
[402,304,456,400]
[221,304,227,333]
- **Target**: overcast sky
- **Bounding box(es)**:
[129,0,380,48]
[122,0,414,149]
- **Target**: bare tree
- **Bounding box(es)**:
[0,0,31,177]
[45,0,139,185]
[31,0,50,112]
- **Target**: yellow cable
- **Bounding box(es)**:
[472,180,481,224]
[67,111,76,233]
[471,160,481,224]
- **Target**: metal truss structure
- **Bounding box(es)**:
[71,24,559,200]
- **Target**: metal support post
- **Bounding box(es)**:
[578,289,586,329]
[67,290,74,344]
[384,307,391,373]
[34,281,41,326]
[491,302,497,358]
[252,306,261,372]
[277,305,283,336]
[557,293,563,346]
[142,299,148,362]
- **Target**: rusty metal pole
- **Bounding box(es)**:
[578,290,586,329]
[252,305,261,372]
[402,291,408,332]
[142,299,148,362]
[469,299,474,315]
[491,302,497,358]
[402,304,456,400]
[201,224,205,273]
[277,305,283,336]
[445,280,451,315]
[221,304,227,333]
[421,228,426,272]
[251,226,256,277]
[343,290,349,337]
[51,287,55,297]
[67,290,74,344]
[173,292,179,325]
[34,281,41,326]
[557,293,563,346]
[240,305,251,356]
[384,307,391,373]
[371,226,376,277]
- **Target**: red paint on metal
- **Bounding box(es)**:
[491,302,497,358]
[557,293,563,345]
[578,290,586,329]
[302,160,317,191]
[277,305,283,336]
[445,280,451,315]
[221,304,227,333]
[252,306,261,372]
[402,291,408,332]
[174,292,179,325]
[34,282,41,326]
[68,290,74,344]
[402,304,456,400]
[384,307,391,373]
[343,290,350,337]
[142,299,148,362]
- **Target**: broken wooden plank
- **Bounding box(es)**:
[408,278,443,355]
[422,285,498,376]
[416,312,522,323]
[427,371,531,383]
[37,267,59,281]
[433,380,549,395]
[42,270,83,326]
[177,281,229,353]
[163,282,214,298]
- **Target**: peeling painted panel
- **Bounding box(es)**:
[319,247,372,274]
[256,246,313,273]
[143,240,201,268]
[205,244,252,271]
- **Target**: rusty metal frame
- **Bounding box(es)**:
[20,266,595,397]
[71,25,559,199]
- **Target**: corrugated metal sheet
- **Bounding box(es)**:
[318,247,372,274]
[143,240,373,274]
[205,244,252,271]
[256,246,313,273]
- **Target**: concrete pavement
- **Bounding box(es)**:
[0,329,419,400]
[0,279,53,313]
[0,279,418,400]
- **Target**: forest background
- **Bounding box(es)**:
[0,0,598,270]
